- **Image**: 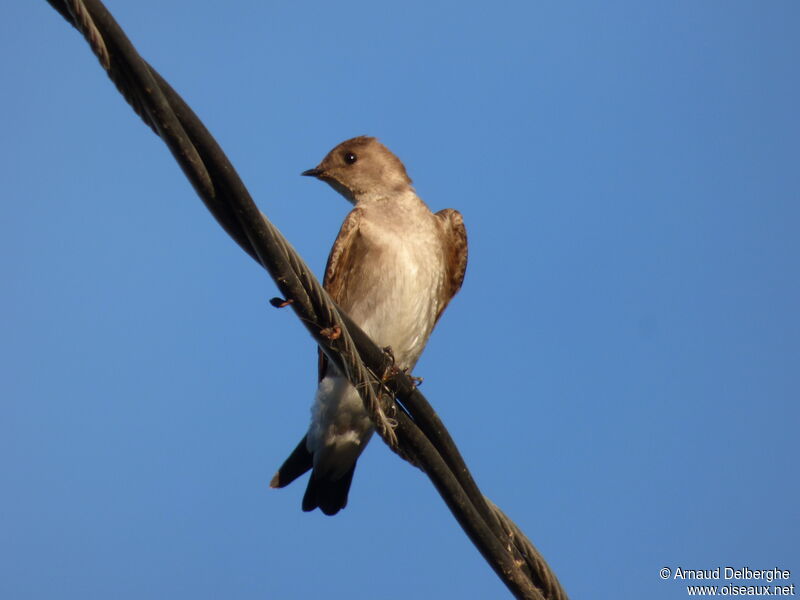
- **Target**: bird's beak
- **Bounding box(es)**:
[301,167,322,177]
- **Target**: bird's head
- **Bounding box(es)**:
[302,136,412,204]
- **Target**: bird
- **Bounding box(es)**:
[269,136,467,515]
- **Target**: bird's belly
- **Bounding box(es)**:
[342,242,441,369]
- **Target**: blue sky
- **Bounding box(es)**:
[2,2,798,598]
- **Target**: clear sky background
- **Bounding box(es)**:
[2,2,798,599]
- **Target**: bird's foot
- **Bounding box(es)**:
[382,345,395,364]
[406,371,424,387]
[381,346,400,381]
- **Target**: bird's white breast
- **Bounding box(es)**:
[342,196,444,369]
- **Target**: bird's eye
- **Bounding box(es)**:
[343,152,357,165]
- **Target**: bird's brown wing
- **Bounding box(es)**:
[434,208,468,324]
[317,208,365,382]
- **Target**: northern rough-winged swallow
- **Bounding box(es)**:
[270,136,467,515]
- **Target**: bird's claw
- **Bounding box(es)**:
[381,346,400,381]
[379,346,423,387]
[382,345,395,364]
[407,373,424,387]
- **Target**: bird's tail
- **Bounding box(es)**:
[270,434,358,516]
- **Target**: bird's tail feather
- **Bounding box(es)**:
[302,463,357,516]
[270,435,313,488]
